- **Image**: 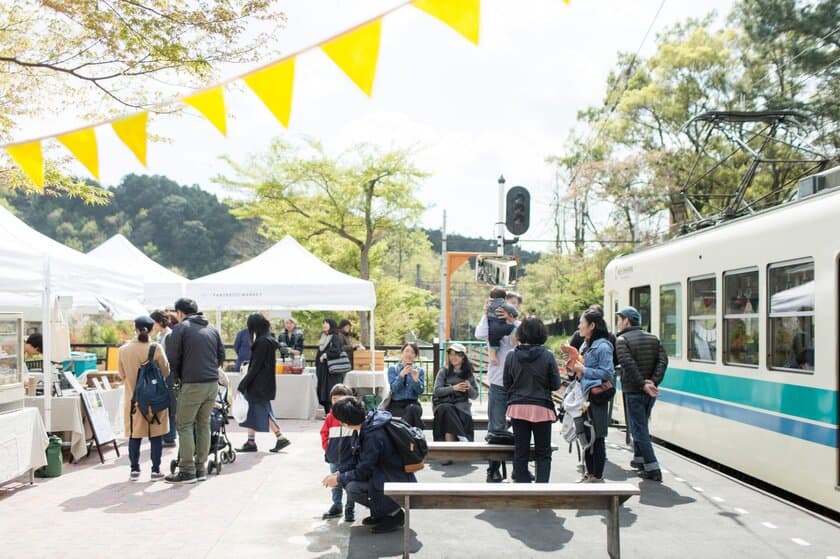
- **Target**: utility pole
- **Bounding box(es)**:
[496,175,506,256]
[438,210,447,343]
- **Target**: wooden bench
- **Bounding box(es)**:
[421,415,488,431]
[385,482,640,559]
[426,441,557,462]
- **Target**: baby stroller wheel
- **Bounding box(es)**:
[220,450,232,464]
[170,459,178,474]
[229,449,236,463]
[207,460,216,474]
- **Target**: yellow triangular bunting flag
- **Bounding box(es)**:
[321,19,382,97]
[183,87,227,135]
[57,128,99,179]
[112,113,148,167]
[244,58,296,128]
[413,0,480,45]
[6,142,44,190]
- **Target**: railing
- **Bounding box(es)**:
[71,340,492,403]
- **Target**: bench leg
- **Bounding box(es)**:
[403,495,411,559]
[607,496,620,559]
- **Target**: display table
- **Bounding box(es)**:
[228,372,318,420]
[0,408,48,485]
[24,388,123,461]
[345,370,390,397]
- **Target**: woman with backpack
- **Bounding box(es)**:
[118,315,171,481]
[569,307,615,483]
[236,313,291,453]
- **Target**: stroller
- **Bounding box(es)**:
[169,375,237,475]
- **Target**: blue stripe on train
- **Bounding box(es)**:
[657,389,837,448]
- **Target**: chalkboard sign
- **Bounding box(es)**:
[79,389,119,463]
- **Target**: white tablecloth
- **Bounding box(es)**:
[0,408,48,484]
[345,370,390,396]
[25,388,123,461]
[227,372,318,420]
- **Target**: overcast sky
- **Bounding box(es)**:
[20,0,736,249]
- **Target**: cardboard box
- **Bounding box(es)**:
[353,350,385,370]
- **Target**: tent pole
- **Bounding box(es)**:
[215,308,221,331]
[42,258,52,431]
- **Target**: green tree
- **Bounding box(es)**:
[218,139,429,343]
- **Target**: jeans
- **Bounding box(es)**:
[329,462,354,511]
[486,384,508,475]
[511,419,552,483]
[626,392,659,471]
[344,480,399,518]
[175,382,218,475]
[129,436,162,472]
[584,437,606,479]
[164,388,177,443]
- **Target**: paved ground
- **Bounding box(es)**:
[1,408,838,559]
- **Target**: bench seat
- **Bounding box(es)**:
[421,416,488,431]
[385,481,639,559]
[426,441,557,462]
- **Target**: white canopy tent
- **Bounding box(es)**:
[187,235,378,372]
[186,236,376,311]
[0,205,144,426]
[88,234,187,309]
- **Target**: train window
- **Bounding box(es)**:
[688,276,716,362]
[659,283,682,358]
[723,269,759,367]
[768,259,814,372]
[630,286,651,332]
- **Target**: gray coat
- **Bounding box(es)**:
[432,367,478,414]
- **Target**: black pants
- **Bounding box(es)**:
[388,399,423,430]
[511,419,552,483]
[584,437,606,479]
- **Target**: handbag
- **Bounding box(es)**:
[588,379,616,404]
[485,430,515,445]
[327,352,352,375]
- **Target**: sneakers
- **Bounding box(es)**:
[270,438,291,453]
[129,470,140,481]
[344,506,355,523]
[165,471,197,484]
[486,470,503,484]
[369,509,405,534]
[150,471,164,481]
[576,474,591,483]
[162,440,177,448]
[629,460,644,470]
[362,515,381,526]
[237,441,258,452]
[195,468,207,482]
[639,469,662,482]
[586,477,605,483]
[322,504,343,519]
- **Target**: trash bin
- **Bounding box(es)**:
[35,435,63,478]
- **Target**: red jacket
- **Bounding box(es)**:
[320,411,354,465]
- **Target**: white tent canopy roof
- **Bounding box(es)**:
[0,206,143,316]
[88,234,187,309]
[187,236,376,311]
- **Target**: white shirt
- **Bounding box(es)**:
[474,315,520,387]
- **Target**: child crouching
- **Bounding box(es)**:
[320,384,356,521]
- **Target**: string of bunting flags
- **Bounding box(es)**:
[3,0,569,189]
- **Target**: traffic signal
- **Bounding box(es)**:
[505,186,530,235]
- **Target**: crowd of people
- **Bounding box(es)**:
[111,289,668,535]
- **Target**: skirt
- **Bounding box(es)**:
[239,397,276,432]
[433,403,475,442]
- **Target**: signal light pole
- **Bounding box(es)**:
[496,174,506,257]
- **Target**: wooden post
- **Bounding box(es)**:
[607,495,620,559]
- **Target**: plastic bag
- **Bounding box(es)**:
[232,392,249,423]
[562,379,587,418]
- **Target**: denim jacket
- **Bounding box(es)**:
[580,337,614,395]
[388,363,425,401]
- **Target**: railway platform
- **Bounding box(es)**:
[0,410,837,558]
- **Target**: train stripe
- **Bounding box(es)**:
[657,389,838,448]
[658,368,837,424]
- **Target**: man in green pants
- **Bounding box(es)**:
[165,298,226,484]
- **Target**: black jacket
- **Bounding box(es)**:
[238,334,279,402]
[166,313,225,384]
[278,328,304,357]
[503,345,562,410]
[615,326,668,393]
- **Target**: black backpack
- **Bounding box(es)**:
[383,416,428,473]
[131,343,170,432]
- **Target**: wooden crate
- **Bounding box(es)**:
[353,350,385,370]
